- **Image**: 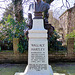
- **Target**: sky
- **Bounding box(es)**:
[0,0,12,20]
[0,0,75,20]
[50,0,75,19]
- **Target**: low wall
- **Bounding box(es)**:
[0,51,75,64]
[49,53,75,62]
[0,52,28,64]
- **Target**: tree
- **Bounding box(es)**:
[12,0,23,22]
[12,0,54,22]
[3,3,14,18]
[0,0,71,22]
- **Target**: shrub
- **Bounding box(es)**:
[0,15,28,52]
[48,31,67,52]
[66,30,75,38]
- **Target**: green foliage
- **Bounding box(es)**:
[48,31,67,52]
[3,3,14,18]
[0,46,1,51]
[66,30,75,52]
[0,14,26,39]
[66,30,75,39]
[0,15,28,52]
[74,41,75,52]
[18,37,28,53]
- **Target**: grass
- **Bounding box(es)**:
[0,50,13,52]
[48,50,67,54]
[0,49,67,54]
[74,42,75,52]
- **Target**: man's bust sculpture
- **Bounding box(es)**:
[24,0,55,40]
[35,0,50,12]
[29,0,50,12]
[29,0,50,23]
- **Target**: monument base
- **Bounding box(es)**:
[15,65,53,75]
[54,73,65,75]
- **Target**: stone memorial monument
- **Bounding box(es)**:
[15,0,53,75]
[15,12,53,75]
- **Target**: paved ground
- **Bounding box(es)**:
[0,62,75,75]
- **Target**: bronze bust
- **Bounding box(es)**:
[24,0,54,40]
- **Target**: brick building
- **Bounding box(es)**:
[59,5,75,41]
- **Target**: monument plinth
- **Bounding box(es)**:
[15,12,53,75]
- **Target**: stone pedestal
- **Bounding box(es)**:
[67,38,74,56]
[13,38,19,55]
[15,14,53,75]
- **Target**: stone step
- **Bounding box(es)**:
[15,73,65,75]
[54,73,65,75]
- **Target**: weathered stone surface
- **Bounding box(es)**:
[1,52,75,63]
[59,6,75,41]
[67,38,74,56]
[13,38,19,55]
[15,12,53,75]
[54,73,65,75]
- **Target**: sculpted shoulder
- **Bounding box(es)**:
[40,2,50,12]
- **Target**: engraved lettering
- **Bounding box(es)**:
[31,44,45,47]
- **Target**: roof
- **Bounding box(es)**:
[59,6,75,18]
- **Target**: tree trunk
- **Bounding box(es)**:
[12,0,23,22]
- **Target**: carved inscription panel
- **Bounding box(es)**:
[29,43,48,71]
[31,44,45,63]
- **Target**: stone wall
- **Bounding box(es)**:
[68,7,75,34]
[0,51,75,63]
[67,38,74,56]
[0,52,28,64]
[48,10,59,32]
[0,37,75,63]
[59,11,68,41]
[59,6,75,41]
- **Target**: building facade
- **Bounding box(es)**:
[59,5,75,41]
[48,10,59,32]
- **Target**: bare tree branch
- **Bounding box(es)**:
[66,0,70,8]
[0,0,72,20]
[61,0,70,8]
[0,0,5,2]
[22,0,30,4]
[0,7,6,9]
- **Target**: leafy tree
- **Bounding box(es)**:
[0,15,27,51]
[3,3,14,18]
[48,31,67,52]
